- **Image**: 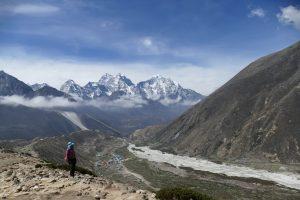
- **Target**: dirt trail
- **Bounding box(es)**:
[0,150,155,200]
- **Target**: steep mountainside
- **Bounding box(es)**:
[33,86,68,97]
[74,102,189,136]
[31,83,49,91]
[0,71,33,97]
[151,41,300,164]
[0,105,79,140]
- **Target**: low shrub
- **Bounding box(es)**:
[156,187,213,200]
[35,164,42,168]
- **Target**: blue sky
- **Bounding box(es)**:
[0,0,299,95]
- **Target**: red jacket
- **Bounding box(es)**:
[64,149,76,161]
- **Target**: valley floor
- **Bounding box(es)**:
[95,143,300,200]
[128,144,300,190]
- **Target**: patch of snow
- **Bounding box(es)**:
[60,111,88,130]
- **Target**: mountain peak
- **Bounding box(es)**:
[31,83,49,91]
[65,79,77,84]
[0,70,10,77]
[116,72,125,77]
[60,80,84,99]
[136,76,201,103]
[0,71,34,96]
[99,73,132,82]
[98,73,135,95]
[150,75,179,86]
[151,74,163,79]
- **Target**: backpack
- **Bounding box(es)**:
[64,149,75,161]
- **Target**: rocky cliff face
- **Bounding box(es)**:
[152,41,300,164]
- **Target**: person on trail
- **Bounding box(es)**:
[64,142,76,177]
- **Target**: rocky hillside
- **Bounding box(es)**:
[0,149,154,200]
[150,41,300,164]
[130,125,164,146]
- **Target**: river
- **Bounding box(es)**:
[128,143,300,190]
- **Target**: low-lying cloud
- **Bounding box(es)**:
[159,97,200,106]
[0,95,148,110]
[0,95,78,109]
[88,95,148,109]
[0,95,195,110]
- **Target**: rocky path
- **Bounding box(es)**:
[0,150,155,200]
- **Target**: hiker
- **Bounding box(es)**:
[64,142,76,177]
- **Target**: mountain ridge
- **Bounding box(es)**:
[139,41,300,164]
[60,74,204,105]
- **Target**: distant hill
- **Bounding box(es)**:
[146,41,300,164]
[0,104,79,140]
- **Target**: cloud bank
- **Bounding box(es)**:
[0,95,148,110]
[0,96,77,109]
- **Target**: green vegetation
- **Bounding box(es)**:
[156,187,213,200]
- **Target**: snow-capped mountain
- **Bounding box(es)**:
[84,82,109,99]
[98,73,137,96]
[60,74,204,105]
[137,75,203,103]
[60,80,86,99]
[31,83,49,91]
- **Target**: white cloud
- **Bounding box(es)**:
[158,97,200,106]
[277,5,300,30]
[134,37,166,55]
[12,4,60,15]
[249,8,265,18]
[0,96,78,109]
[0,95,148,109]
[89,96,148,109]
[141,37,153,47]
